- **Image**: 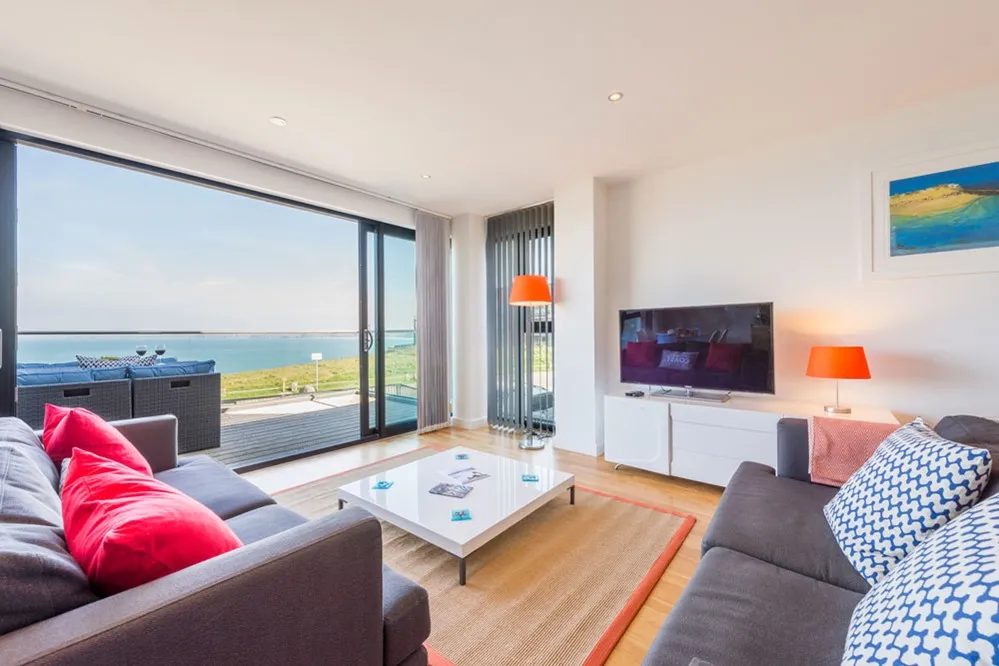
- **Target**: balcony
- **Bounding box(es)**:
[15,331,418,471]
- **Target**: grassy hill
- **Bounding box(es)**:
[221,345,417,400]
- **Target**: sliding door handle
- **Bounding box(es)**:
[363,329,374,353]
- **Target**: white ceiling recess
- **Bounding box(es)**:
[1,0,999,216]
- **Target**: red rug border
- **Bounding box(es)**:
[268,445,696,666]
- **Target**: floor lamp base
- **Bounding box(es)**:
[519,434,549,450]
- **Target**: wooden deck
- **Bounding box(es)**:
[191,399,418,470]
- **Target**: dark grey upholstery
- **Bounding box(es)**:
[154,455,275,520]
[383,565,432,666]
[702,462,870,594]
[776,417,810,482]
[0,419,98,635]
[225,504,309,544]
[641,547,862,666]
[0,415,431,666]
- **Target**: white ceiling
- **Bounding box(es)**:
[2,0,999,216]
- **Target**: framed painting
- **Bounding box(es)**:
[868,145,999,279]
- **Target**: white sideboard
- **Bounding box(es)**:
[604,394,898,487]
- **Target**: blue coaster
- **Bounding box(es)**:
[522,474,539,482]
[454,453,470,460]
[451,509,472,521]
[372,480,394,490]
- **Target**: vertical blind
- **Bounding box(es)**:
[485,202,554,435]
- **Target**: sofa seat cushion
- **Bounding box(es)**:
[641,547,862,666]
[383,565,431,666]
[154,455,274,520]
[0,418,98,635]
[225,505,309,545]
[702,462,870,593]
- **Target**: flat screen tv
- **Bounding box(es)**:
[619,302,774,395]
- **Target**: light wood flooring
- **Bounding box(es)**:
[240,425,724,665]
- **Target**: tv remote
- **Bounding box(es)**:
[625,390,645,398]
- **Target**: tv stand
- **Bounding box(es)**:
[650,386,731,403]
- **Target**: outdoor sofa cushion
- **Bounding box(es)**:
[128,360,216,378]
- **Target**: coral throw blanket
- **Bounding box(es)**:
[809,416,898,487]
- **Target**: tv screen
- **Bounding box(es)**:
[619,302,774,395]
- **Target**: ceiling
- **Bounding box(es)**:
[2,0,999,216]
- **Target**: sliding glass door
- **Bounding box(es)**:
[0,134,416,467]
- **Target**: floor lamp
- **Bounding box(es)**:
[509,275,553,450]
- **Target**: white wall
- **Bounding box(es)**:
[451,214,488,428]
[605,83,999,421]
[0,86,415,228]
[554,178,609,455]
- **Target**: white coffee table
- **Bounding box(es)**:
[337,446,575,585]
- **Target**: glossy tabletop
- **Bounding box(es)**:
[338,446,575,557]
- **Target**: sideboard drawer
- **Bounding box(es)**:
[671,421,776,467]
[670,402,781,433]
[671,450,746,488]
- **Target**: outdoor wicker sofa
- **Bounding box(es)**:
[15,361,221,453]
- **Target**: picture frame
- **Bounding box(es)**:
[866,144,999,280]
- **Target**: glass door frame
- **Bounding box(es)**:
[0,131,418,460]
[359,220,417,438]
[0,137,15,416]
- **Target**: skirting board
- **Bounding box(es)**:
[452,416,487,430]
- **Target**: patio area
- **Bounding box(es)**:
[187,394,418,470]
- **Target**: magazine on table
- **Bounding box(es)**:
[429,482,474,499]
[440,464,490,485]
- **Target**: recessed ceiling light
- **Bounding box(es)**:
[607,92,624,102]
[269,116,287,127]
[421,174,432,179]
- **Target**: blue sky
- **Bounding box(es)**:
[890,160,999,195]
[16,145,416,332]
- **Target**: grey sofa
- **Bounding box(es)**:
[0,415,430,666]
[642,414,999,666]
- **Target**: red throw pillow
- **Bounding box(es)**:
[704,343,746,373]
[43,405,153,476]
[62,449,242,595]
[625,341,658,368]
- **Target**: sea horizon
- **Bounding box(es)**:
[17,332,416,375]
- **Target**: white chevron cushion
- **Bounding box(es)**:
[842,491,999,665]
[824,420,991,586]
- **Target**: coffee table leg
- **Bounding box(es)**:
[338,499,345,510]
[569,485,575,505]
[458,557,466,586]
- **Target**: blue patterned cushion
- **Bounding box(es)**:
[842,491,999,665]
[824,420,991,586]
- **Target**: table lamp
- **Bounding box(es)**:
[806,346,870,414]
[510,275,553,450]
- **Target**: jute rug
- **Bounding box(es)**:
[272,448,695,666]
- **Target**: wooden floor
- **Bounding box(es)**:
[194,399,418,469]
[243,425,723,665]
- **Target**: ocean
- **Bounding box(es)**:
[17,333,416,375]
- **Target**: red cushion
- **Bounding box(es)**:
[704,343,746,373]
[43,405,153,476]
[624,341,659,368]
[61,449,242,595]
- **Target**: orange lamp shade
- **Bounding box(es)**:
[806,346,871,380]
[509,275,552,306]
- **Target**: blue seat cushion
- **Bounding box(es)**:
[16,361,81,369]
[129,360,216,378]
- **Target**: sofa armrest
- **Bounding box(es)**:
[776,417,810,482]
[0,507,385,666]
[109,415,179,473]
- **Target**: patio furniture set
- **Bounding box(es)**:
[15,358,220,453]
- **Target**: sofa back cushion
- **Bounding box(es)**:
[0,418,98,636]
[127,360,216,378]
[824,420,991,586]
